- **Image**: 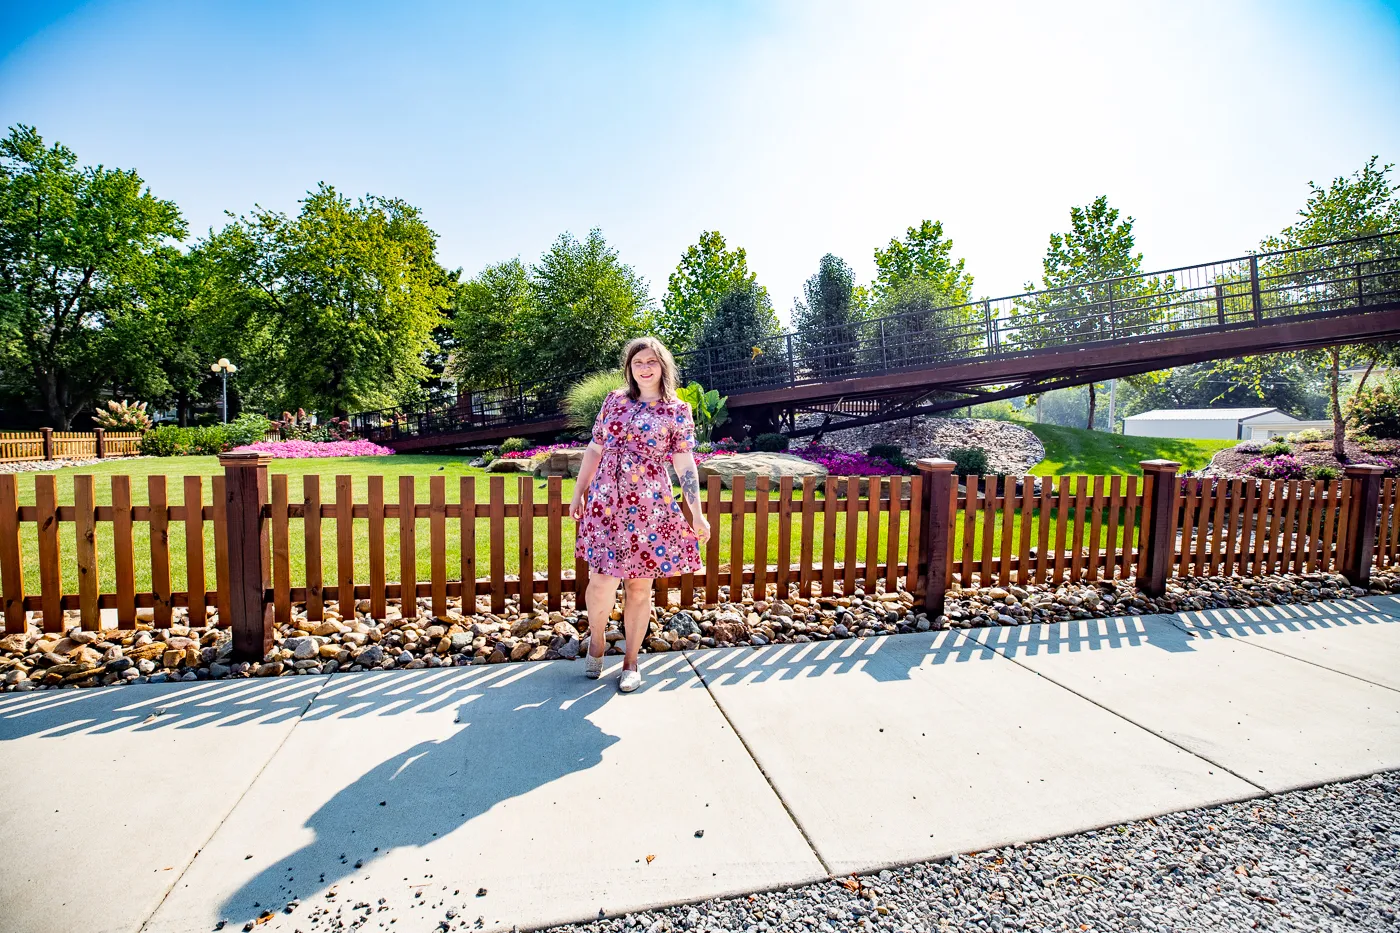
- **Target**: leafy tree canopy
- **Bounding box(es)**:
[872,219,974,302]
[658,230,761,353]
[691,280,784,390]
[792,253,860,378]
[450,258,534,387]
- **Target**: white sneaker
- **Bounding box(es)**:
[618,668,642,693]
[584,651,604,680]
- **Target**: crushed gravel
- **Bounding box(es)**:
[535,771,1400,933]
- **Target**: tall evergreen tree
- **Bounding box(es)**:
[692,281,783,390]
[792,254,860,378]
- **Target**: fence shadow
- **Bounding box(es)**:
[1168,596,1400,641]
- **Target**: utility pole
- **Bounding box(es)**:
[1108,379,1117,433]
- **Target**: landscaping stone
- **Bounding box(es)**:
[699,452,828,489]
[486,457,533,473]
[793,414,1044,474]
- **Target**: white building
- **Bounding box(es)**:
[1123,408,1332,441]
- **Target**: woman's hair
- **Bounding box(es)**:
[620,336,680,401]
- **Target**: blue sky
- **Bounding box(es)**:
[2,0,1398,322]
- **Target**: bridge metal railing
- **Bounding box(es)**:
[355,231,1400,441]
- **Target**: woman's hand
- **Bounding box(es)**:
[569,492,586,522]
[690,513,710,546]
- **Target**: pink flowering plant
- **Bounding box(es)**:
[1244,454,1305,480]
[501,442,583,460]
[229,439,395,458]
[692,441,907,474]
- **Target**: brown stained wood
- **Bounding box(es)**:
[706,475,722,604]
[1335,479,1353,571]
[799,476,816,598]
[962,475,979,587]
[1069,475,1089,583]
[998,477,1016,586]
[904,473,924,594]
[1191,479,1210,577]
[1037,478,1053,583]
[821,476,838,597]
[1290,479,1310,573]
[0,476,24,633]
[34,474,63,632]
[755,476,772,600]
[430,476,447,618]
[547,476,562,612]
[1306,479,1324,573]
[336,475,355,618]
[269,474,291,627]
[212,475,231,626]
[518,476,534,612]
[1238,480,1256,574]
[75,475,99,630]
[461,477,477,614]
[1087,475,1105,582]
[112,475,135,629]
[777,476,794,599]
[368,476,387,619]
[1389,478,1400,570]
[1016,478,1034,585]
[731,475,747,602]
[678,499,695,608]
[1267,480,1289,574]
[489,476,506,613]
[1276,480,1297,575]
[980,475,998,587]
[1221,479,1242,575]
[1053,477,1072,584]
[1135,474,1154,580]
[181,476,206,624]
[399,477,418,617]
[886,476,904,592]
[301,476,322,622]
[863,476,880,591]
[1250,480,1270,573]
[1207,478,1226,576]
[1176,478,1197,577]
[1104,476,1122,581]
[1379,478,1393,568]
[843,476,860,595]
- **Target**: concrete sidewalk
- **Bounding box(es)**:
[2,595,1398,933]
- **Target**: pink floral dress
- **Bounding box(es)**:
[575,390,703,579]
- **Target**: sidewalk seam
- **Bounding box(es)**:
[960,631,1271,794]
[134,673,335,933]
[683,650,835,877]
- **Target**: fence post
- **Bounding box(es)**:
[219,451,273,662]
[1138,460,1181,597]
[916,458,956,616]
[1340,464,1383,587]
[40,427,53,461]
[94,428,105,459]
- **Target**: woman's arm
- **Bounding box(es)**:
[569,442,604,521]
[671,451,710,544]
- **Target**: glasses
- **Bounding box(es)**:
[631,358,661,370]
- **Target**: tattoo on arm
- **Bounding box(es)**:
[679,468,700,505]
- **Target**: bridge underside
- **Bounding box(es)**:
[383,304,1400,453]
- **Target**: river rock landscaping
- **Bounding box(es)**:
[1,566,1394,692]
[794,415,1045,475]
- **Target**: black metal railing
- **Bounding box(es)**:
[355,230,1400,442]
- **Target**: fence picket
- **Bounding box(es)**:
[461,477,477,613]
[821,476,837,597]
[731,475,747,600]
[1104,476,1122,580]
[1053,477,1071,584]
[1319,479,1340,572]
[0,476,23,633]
[149,475,175,628]
[113,475,135,629]
[35,474,62,632]
[489,476,505,613]
[886,476,903,591]
[756,476,772,600]
[1135,473,1155,580]
[1336,479,1353,571]
[1207,479,1226,576]
[431,476,447,618]
[1070,475,1089,581]
[706,475,722,604]
[186,476,207,625]
[1192,479,1211,576]
[1122,476,1140,579]
[679,499,694,608]
[547,476,562,612]
[980,476,998,586]
[270,475,291,627]
[303,476,322,622]
[843,476,860,594]
[799,476,816,598]
[1305,479,1324,573]
[1087,475,1105,581]
[998,477,1015,586]
[1036,478,1053,583]
[777,476,794,598]
[75,475,99,630]
[1289,480,1309,573]
[904,473,923,595]
[369,475,387,619]
[213,475,230,627]
[961,476,978,587]
[518,476,534,611]
[1222,478,1241,574]
[1389,478,1400,568]
[864,476,880,590]
[336,475,355,618]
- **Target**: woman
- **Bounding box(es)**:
[570,336,710,692]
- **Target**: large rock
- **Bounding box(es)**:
[698,453,828,490]
[534,448,586,478]
[487,457,533,473]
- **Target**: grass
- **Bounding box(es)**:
[1027,423,1233,476]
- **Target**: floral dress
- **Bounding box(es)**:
[574,390,703,579]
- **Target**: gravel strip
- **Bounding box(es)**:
[535,771,1400,933]
[0,455,149,474]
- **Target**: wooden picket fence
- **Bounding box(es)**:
[0,460,1392,651]
[0,429,142,462]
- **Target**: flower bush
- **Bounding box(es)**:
[93,399,152,431]
[790,444,906,475]
[1245,454,1305,480]
[229,439,394,458]
[501,442,582,460]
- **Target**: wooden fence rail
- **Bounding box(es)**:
[0,456,1389,662]
[0,429,142,462]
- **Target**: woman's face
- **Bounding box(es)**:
[630,349,662,391]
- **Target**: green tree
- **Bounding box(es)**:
[1010,196,1168,430]
[525,229,652,384]
[872,219,975,301]
[1228,156,1400,458]
[691,281,783,390]
[792,254,860,378]
[449,258,534,387]
[205,183,450,416]
[0,125,186,427]
[657,231,760,353]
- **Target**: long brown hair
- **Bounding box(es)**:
[620,336,680,401]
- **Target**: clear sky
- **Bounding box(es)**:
[3,0,1398,323]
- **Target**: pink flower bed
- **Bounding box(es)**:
[693,443,904,474]
[229,440,395,458]
[502,442,582,460]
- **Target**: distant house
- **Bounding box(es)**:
[1123,408,1332,441]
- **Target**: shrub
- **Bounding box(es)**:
[753,433,790,452]
[269,409,354,443]
[1260,440,1292,457]
[93,400,152,431]
[946,447,990,476]
[867,443,903,462]
[695,442,714,455]
[1286,428,1325,443]
[1306,465,1340,481]
[224,413,273,447]
[139,425,187,457]
[565,371,626,432]
[1235,441,1262,454]
[499,437,529,455]
[481,450,496,465]
[676,382,729,443]
[1349,378,1400,439]
[1245,454,1305,480]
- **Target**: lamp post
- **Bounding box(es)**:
[211,358,238,423]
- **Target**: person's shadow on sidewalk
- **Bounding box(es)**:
[216,672,620,926]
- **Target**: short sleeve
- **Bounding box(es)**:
[590,391,614,446]
[669,401,698,455]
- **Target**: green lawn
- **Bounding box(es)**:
[1027,423,1233,476]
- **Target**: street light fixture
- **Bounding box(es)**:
[211,358,238,423]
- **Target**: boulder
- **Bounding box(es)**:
[486,457,533,473]
[534,448,586,478]
[698,453,828,490]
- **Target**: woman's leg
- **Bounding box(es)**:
[620,577,654,671]
[585,573,620,659]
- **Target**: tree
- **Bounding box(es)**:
[657,231,760,354]
[525,229,652,384]
[792,254,860,378]
[872,219,975,302]
[204,183,451,416]
[866,277,981,369]
[1248,157,1400,458]
[0,125,186,427]
[691,281,783,391]
[449,258,534,387]
[1010,196,1167,430]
